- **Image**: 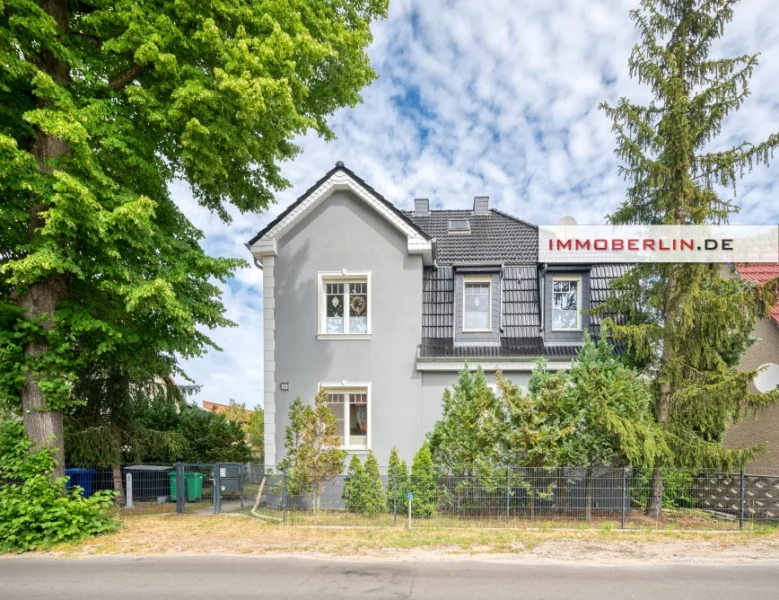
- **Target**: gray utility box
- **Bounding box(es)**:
[217,463,242,492]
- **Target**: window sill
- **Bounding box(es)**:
[317,334,372,340]
[462,329,493,334]
[551,328,583,333]
[341,447,370,453]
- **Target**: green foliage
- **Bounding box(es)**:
[176,407,253,463]
[409,443,438,518]
[386,447,409,514]
[428,366,503,470]
[632,469,695,510]
[341,452,384,515]
[0,420,118,553]
[65,375,251,465]
[279,391,347,512]
[342,455,366,512]
[0,0,388,462]
[597,0,779,473]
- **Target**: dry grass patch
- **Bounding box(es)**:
[38,513,779,563]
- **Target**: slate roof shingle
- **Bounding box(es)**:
[405,209,538,265]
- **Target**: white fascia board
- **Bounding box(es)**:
[250,170,432,264]
[416,360,572,372]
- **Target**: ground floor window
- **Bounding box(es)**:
[324,387,369,449]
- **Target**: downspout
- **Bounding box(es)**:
[539,263,547,333]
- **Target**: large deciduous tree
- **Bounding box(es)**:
[599,0,779,517]
[0,0,388,476]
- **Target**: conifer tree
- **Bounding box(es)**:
[427,366,501,471]
[409,442,438,518]
[342,455,366,513]
[599,0,779,517]
[386,447,409,514]
[361,450,386,515]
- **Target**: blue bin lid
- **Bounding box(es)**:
[65,468,96,474]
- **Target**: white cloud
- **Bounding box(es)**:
[173,0,779,407]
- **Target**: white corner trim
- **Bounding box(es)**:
[415,360,572,372]
[249,170,432,264]
[319,381,372,451]
[262,255,276,469]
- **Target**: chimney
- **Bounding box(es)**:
[413,198,430,216]
[473,196,489,215]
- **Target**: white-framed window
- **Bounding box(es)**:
[463,276,492,332]
[318,271,371,339]
[322,383,371,450]
[552,275,582,331]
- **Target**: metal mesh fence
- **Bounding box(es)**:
[240,465,779,530]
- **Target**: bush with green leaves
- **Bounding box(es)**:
[410,443,438,518]
[0,420,118,553]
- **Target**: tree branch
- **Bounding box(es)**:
[109,64,146,91]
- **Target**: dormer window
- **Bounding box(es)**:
[552,275,582,331]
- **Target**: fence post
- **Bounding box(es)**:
[213,463,221,515]
[175,462,185,514]
[505,466,510,527]
[739,470,746,531]
[621,467,627,529]
[282,467,288,524]
[125,473,133,510]
[393,464,397,525]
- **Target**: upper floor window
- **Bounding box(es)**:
[324,387,369,449]
[318,271,371,337]
[552,275,581,331]
[463,276,492,332]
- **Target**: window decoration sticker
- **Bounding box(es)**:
[350,295,366,314]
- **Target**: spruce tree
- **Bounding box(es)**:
[386,447,410,514]
[599,0,779,517]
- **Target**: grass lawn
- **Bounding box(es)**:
[41,513,779,562]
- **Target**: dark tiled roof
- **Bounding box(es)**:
[588,264,632,338]
[405,209,537,265]
[422,266,455,339]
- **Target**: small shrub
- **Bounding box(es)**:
[342,455,366,512]
[386,447,409,514]
[342,451,385,515]
[0,420,118,553]
[410,442,438,518]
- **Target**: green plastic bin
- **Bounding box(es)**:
[185,472,204,502]
[168,471,177,502]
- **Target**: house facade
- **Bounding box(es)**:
[247,163,625,466]
[724,264,779,470]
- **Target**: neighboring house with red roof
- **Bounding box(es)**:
[724,264,779,470]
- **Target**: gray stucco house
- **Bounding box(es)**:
[247,163,627,466]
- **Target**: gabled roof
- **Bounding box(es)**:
[247,163,432,263]
[736,264,779,326]
[406,209,538,265]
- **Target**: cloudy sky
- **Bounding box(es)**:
[173,0,779,408]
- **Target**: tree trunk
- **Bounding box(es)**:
[18,0,71,480]
[112,465,125,505]
[647,264,677,518]
[585,466,593,521]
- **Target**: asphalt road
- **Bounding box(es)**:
[1,556,777,599]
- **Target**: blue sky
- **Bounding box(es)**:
[172,0,779,408]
